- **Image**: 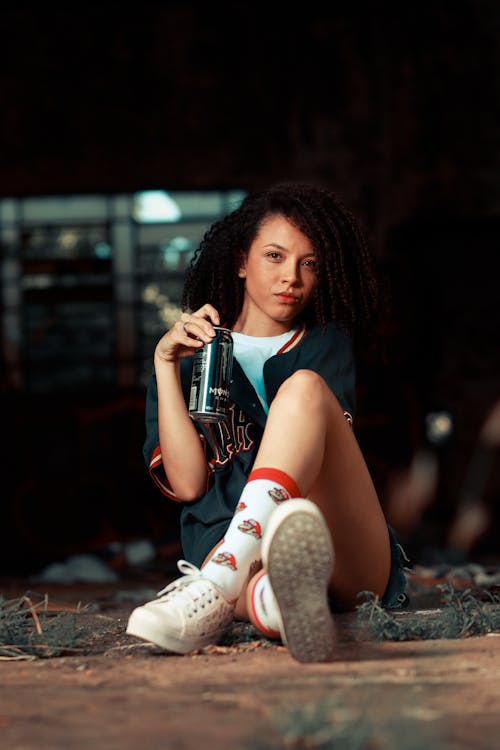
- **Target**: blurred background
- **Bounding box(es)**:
[1,3,499,579]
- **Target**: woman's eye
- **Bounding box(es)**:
[266,252,281,260]
[303,258,317,268]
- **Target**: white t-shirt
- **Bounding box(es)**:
[232,329,298,413]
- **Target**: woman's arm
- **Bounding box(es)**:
[155,358,207,501]
[154,304,220,501]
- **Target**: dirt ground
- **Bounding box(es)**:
[1,565,500,750]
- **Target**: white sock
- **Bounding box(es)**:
[202,468,301,602]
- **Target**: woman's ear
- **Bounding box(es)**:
[237,253,247,279]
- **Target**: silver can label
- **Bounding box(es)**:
[189,327,233,422]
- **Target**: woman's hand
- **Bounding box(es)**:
[155,304,221,363]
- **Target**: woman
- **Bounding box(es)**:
[126,182,409,662]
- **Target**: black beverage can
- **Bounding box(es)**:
[189,326,233,422]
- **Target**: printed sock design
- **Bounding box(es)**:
[202,468,300,601]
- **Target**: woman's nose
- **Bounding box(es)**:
[281,261,299,284]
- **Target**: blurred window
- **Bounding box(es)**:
[0,190,246,392]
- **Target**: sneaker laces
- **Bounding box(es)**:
[155,560,225,615]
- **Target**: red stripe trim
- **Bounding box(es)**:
[247,569,281,639]
[148,447,179,501]
[148,438,212,503]
[247,467,301,498]
[276,322,307,354]
[149,468,180,501]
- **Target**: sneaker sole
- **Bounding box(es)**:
[126,608,221,654]
[262,499,336,663]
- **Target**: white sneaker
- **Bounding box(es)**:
[261,499,336,663]
[126,560,235,653]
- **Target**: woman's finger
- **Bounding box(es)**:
[180,308,218,342]
[178,316,213,344]
[190,304,220,326]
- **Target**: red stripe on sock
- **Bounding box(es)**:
[247,467,301,498]
[247,569,281,640]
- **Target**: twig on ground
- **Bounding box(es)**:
[0,592,85,658]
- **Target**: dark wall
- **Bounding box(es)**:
[3,5,500,230]
[2,3,500,571]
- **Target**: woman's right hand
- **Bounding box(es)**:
[154,304,221,364]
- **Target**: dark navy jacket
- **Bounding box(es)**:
[143,321,355,566]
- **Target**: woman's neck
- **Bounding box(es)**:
[232,317,294,337]
[232,306,295,337]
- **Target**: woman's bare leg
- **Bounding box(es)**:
[205,368,390,619]
[252,369,391,612]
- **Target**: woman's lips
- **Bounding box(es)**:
[276,293,298,304]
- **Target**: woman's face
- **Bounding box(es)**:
[234,214,319,335]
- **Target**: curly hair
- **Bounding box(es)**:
[182,181,384,344]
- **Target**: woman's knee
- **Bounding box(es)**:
[273,369,335,403]
[272,370,341,412]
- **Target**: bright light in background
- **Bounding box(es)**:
[59,229,79,250]
[161,236,194,270]
[425,410,454,445]
[142,283,182,328]
[94,242,111,259]
[133,191,182,223]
